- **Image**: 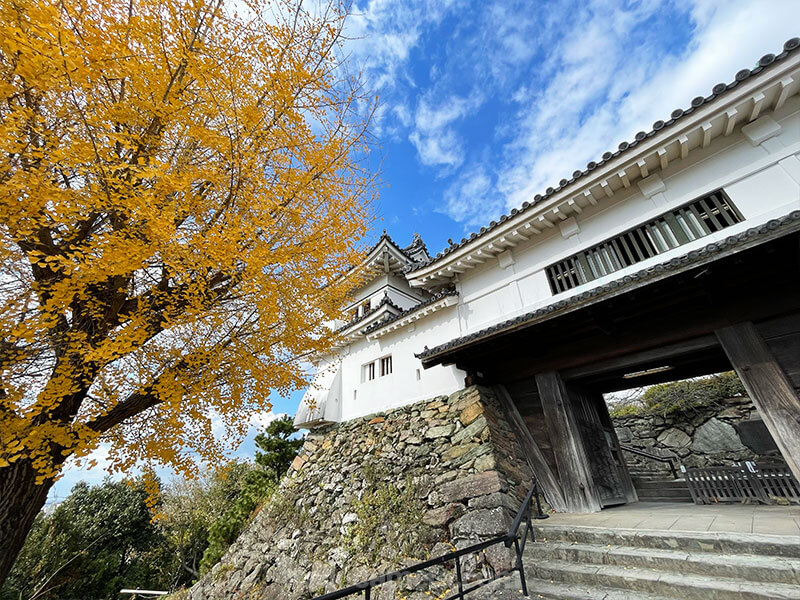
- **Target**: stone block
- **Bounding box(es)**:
[459,402,484,426]
[474,452,496,472]
[451,415,487,444]
[435,471,504,504]
[450,506,508,538]
[657,428,691,448]
[468,491,519,512]
[425,424,455,439]
[615,426,633,442]
[483,542,515,573]
[442,442,479,461]
[452,443,492,469]
[423,503,467,527]
[717,408,740,419]
[692,418,746,453]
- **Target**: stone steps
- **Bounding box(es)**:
[530,541,800,585]
[524,558,800,599]
[633,480,686,488]
[475,577,676,599]
[474,523,800,599]
[533,523,800,557]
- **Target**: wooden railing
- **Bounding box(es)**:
[620,444,679,479]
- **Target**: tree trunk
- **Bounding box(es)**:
[0,460,55,586]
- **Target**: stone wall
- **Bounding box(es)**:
[612,395,780,474]
[185,386,535,600]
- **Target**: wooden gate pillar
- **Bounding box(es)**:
[494,385,568,512]
[589,392,638,504]
[716,322,800,481]
[535,371,602,512]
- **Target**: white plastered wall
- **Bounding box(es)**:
[337,306,466,421]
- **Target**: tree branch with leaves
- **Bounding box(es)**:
[0,0,373,583]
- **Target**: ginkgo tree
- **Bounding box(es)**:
[0,0,373,582]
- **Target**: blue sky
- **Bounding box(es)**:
[351,0,799,239]
[50,0,800,501]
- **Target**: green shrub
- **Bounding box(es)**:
[610,371,746,418]
[342,465,432,568]
[608,402,641,418]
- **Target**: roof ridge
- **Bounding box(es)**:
[405,36,800,275]
[365,230,431,263]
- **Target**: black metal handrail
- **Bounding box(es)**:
[620,444,679,479]
[311,480,548,600]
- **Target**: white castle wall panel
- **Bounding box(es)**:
[337,308,465,421]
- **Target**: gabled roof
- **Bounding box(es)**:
[363,288,458,339]
[348,231,431,283]
[401,232,431,263]
[405,37,800,286]
[337,293,402,334]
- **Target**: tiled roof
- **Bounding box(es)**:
[336,294,402,333]
[362,288,458,335]
[416,210,800,363]
[401,232,431,261]
[368,230,429,263]
[405,37,800,275]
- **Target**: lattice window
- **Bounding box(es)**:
[546,190,743,294]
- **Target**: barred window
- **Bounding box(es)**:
[362,362,375,382]
[380,355,392,376]
[546,190,743,294]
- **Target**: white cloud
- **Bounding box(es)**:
[440,164,505,227]
[248,410,287,432]
[496,0,800,212]
[346,0,458,92]
[409,91,482,168]
[349,0,799,230]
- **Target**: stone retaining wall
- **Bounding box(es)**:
[185,386,535,600]
[612,395,780,474]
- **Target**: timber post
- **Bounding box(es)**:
[716,322,800,481]
[494,384,568,512]
[535,371,602,512]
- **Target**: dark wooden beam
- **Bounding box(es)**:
[535,372,602,512]
[716,322,800,481]
[494,385,567,512]
[561,334,719,380]
[590,393,638,504]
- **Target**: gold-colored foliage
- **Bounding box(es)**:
[0,0,373,483]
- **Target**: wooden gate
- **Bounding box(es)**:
[686,463,800,505]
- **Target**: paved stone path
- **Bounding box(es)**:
[540,501,800,536]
